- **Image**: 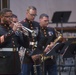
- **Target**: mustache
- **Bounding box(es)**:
[3,19,12,24]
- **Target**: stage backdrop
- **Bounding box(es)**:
[10,0,76,27]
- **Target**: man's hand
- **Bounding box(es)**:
[12,22,22,32]
[44,42,54,53]
[31,54,40,61]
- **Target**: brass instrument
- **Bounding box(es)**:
[39,54,51,63]
[40,33,62,62]
[46,33,62,54]
[12,21,36,36]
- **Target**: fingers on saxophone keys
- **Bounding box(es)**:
[44,45,50,53]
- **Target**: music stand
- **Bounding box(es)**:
[60,40,72,55]
[62,42,76,58]
[62,41,76,75]
[51,11,71,35]
[45,42,65,75]
[46,42,65,56]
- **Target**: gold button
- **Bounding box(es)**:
[29,21,30,23]
[8,33,10,35]
[13,45,15,47]
[3,56,5,58]
[12,41,14,43]
[51,56,53,59]
[41,27,43,29]
[44,32,46,34]
[13,48,16,51]
[30,24,32,25]
[45,35,47,37]
[12,38,14,39]
[4,25,6,26]
[44,30,46,31]
[12,31,14,32]
[33,39,35,41]
[31,27,33,29]
[8,28,9,30]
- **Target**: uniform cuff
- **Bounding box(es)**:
[4,30,15,39]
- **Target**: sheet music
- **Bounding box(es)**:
[46,42,60,55]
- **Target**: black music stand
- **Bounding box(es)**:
[46,42,65,56]
[45,42,65,75]
[60,41,72,55]
[62,42,76,75]
[51,11,71,35]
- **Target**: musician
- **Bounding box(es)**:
[38,13,58,75]
[20,6,41,75]
[0,8,29,75]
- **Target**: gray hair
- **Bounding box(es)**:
[27,6,37,12]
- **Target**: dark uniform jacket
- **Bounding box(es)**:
[38,26,56,65]
[21,18,41,64]
[0,23,29,74]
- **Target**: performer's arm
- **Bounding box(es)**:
[0,30,15,44]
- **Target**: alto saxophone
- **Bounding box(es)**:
[40,54,51,63]
[40,33,62,62]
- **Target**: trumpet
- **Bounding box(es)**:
[20,24,36,36]
[12,21,36,36]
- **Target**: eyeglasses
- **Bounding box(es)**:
[29,13,37,17]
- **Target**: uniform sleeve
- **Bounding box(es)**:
[15,31,29,48]
[0,30,15,44]
[22,34,29,48]
[44,28,56,46]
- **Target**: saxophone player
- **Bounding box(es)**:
[38,13,58,75]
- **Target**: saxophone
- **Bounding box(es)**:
[40,54,51,63]
[40,33,63,62]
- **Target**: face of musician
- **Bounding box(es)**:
[12,17,18,23]
[39,15,49,27]
[1,9,13,24]
[26,8,37,21]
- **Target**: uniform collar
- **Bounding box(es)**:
[25,18,32,23]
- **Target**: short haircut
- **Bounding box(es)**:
[12,14,17,18]
[27,6,37,11]
[1,8,12,16]
[39,13,49,19]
